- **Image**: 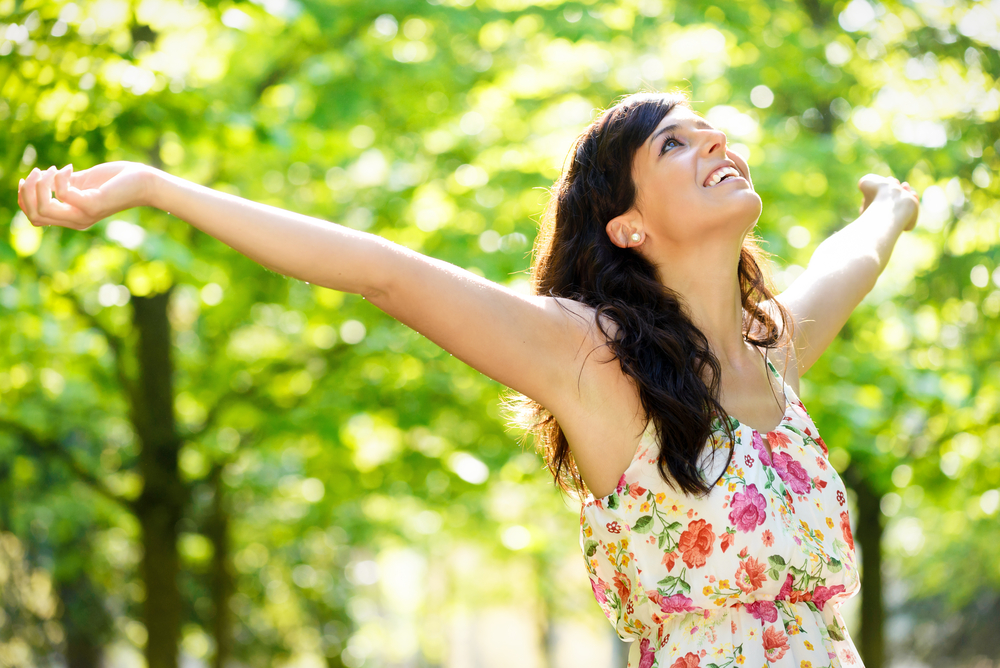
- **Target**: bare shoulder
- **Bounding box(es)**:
[755,297,801,395]
[544,296,647,498]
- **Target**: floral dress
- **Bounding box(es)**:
[580,359,862,668]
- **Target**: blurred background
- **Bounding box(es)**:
[1,0,998,666]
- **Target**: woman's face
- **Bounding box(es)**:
[629,105,761,246]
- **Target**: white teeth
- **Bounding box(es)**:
[706,166,742,187]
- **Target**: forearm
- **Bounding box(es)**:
[146,168,392,296]
[807,194,909,292]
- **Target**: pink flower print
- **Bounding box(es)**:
[776,573,794,601]
[657,593,696,614]
[762,529,774,547]
[751,430,772,465]
[638,638,656,668]
[771,452,812,495]
[606,521,621,534]
[744,454,754,468]
[728,484,767,533]
[590,578,608,604]
[816,455,828,471]
[745,600,778,623]
[811,584,846,610]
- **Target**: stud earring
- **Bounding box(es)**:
[630,232,641,243]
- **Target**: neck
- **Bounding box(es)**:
[649,235,748,366]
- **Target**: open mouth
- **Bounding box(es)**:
[704,166,744,187]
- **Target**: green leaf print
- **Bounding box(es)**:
[828,557,843,572]
[607,494,619,510]
[657,574,680,588]
[827,624,846,641]
[656,569,691,595]
[768,555,787,568]
[632,515,654,533]
[585,541,598,558]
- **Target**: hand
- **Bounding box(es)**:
[16,161,156,230]
[857,174,920,232]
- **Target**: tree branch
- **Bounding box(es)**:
[0,418,137,513]
[181,344,350,441]
[17,256,141,408]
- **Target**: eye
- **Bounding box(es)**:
[659,135,682,156]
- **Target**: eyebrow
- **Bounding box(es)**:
[649,118,716,145]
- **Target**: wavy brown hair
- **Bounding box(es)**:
[512,91,791,498]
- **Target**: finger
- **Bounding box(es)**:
[35,167,57,218]
[54,164,73,200]
[67,166,93,188]
[22,168,42,221]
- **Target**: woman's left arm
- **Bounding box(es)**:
[775,174,920,374]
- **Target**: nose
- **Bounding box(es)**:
[700,128,728,156]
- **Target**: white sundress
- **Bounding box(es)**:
[580,359,863,668]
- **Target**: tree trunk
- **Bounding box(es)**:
[853,476,884,668]
[55,527,114,668]
[132,290,185,668]
[207,466,233,668]
[59,575,111,668]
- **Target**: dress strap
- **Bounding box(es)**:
[762,347,790,412]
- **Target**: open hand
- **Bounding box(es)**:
[16,162,155,230]
[858,174,920,232]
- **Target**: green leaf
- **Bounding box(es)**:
[827,624,846,642]
[768,554,787,568]
[632,515,654,533]
[607,494,619,510]
[585,541,598,558]
[828,558,842,572]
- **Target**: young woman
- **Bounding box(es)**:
[17,91,919,667]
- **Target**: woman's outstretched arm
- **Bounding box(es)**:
[16,162,598,416]
[775,174,920,374]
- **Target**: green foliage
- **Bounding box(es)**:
[1,0,999,665]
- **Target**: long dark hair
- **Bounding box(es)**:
[513,91,791,498]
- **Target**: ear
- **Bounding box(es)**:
[606,209,644,249]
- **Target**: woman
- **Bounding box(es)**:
[17,91,919,667]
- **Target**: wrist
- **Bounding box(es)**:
[141,166,167,209]
[870,191,916,232]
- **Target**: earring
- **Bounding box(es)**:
[630,232,641,243]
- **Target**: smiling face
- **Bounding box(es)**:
[627,105,762,247]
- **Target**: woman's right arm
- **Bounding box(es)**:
[17,163,598,413]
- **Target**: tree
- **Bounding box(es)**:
[2,0,998,666]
